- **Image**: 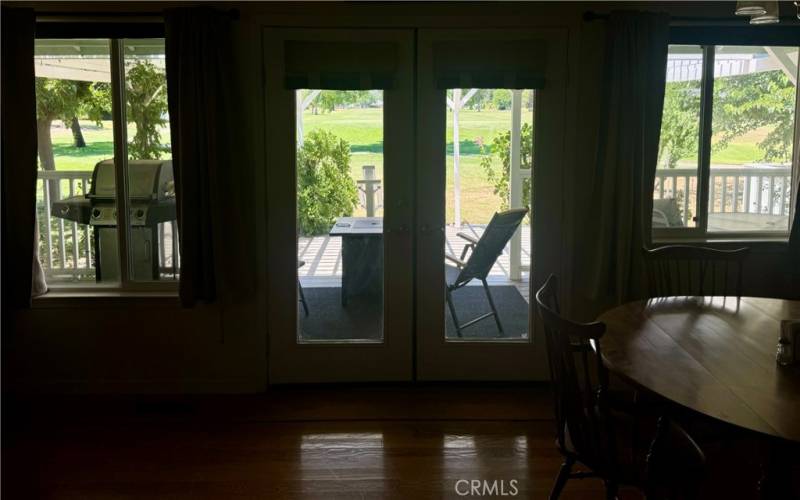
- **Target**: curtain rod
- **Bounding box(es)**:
[35,9,239,22]
[583,10,800,24]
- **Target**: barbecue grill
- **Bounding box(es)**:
[52,159,177,281]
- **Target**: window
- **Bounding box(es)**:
[443,88,533,341]
[34,35,178,289]
[654,43,799,240]
[295,89,385,343]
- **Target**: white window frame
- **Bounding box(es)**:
[653,43,800,243]
[36,36,178,294]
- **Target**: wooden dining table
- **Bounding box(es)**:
[598,296,800,443]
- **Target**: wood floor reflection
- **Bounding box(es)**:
[7,420,632,499]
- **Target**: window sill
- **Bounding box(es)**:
[32,289,180,309]
[651,236,790,251]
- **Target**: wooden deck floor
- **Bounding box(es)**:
[707,213,789,232]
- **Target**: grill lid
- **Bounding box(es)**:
[90,159,175,201]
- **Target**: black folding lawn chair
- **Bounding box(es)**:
[298,260,309,317]
[445,208,528,337]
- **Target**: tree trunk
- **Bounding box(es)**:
[36,118,60,201]
[37,118,55,171]
[70,117,86,148]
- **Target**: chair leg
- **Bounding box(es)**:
[298,280,309,317]
[604,480,618,500]
[549,457,574,500]
[445,286,462,338]
[481,279,504,337]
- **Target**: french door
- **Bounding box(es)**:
[265,28,415,383]
[415,29,568,380]
[265,27,567,382]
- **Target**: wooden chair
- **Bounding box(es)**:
[298,260,309,317]
[642,246,749,298]
[535,275,705,499]
[445,208,528,337]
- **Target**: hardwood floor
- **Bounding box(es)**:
[6,419,623,499]
[0,385,785,499]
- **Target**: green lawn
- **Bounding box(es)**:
[48,109,777,223]
[344,152,500,223]
[47,120,171,170]
[302,107,533,155]
[673,127,783,166]
[303,107,527,223]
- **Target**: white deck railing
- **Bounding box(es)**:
[654,166,792,227]
[37,170,179,282]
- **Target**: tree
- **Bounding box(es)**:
[658,70,796,168]
[657,81,700,169]
[462,89,492,111]
[712,70,795,163]
[35,78,85,173]
[36,79,111,170]
[125,60,168,159]
[491,89,512,110]
[311,90,372,114]
[479,122,533,213]
[70,117,86,148]
[523,89,534,111]
[67,81,111,148]
[296,129,358,235]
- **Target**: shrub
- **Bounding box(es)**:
[297,130,358,235]
[479,122,533,214]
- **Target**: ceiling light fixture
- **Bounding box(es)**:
[735,1,767,16]
[750,1,780,24]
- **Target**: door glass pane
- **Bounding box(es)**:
[296,90,384,342]
[444,88,532,341]
[122,38,179,281]
[708,45,798,233]
[34,39,117,285]
[654,45,703,230]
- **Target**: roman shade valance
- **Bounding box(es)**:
[433,40,547,89]
[284,41,399,90]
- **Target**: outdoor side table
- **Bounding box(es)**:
[329,217,383,306]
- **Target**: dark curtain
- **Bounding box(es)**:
[576,11,670,309]
[165,7,245,307]
[791,172,800,278]
[1,7,42,311]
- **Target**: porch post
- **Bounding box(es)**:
[452,88,462,228]
[509,89,523,281]
[296,91,304,148]
[360,165,378,217]
[764,46,798,85]
[296,89,322,148]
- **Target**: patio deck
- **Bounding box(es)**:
[707,213,789,232]
[298,224,531,300]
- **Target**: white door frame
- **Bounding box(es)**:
[415,28,569,380]
[264,28,415,383]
